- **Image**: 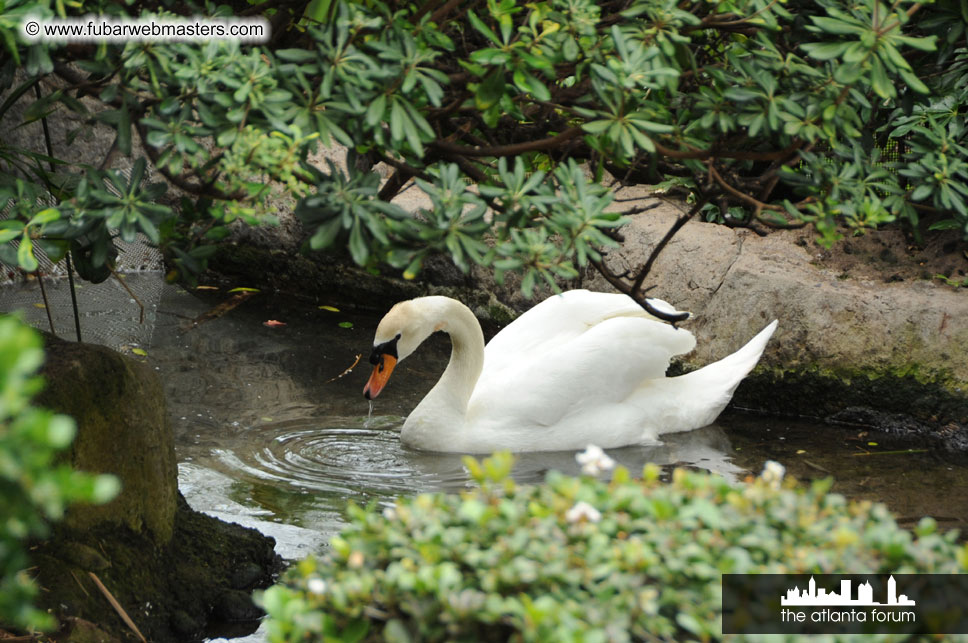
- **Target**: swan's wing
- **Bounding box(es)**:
[482,290,677,376]
[470,315,696,428]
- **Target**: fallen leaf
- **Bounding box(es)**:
[195,285,219,291]
[34,303,46,308]
[796,449,806,455]
[318,305,340,312]
[227,286,261,293]
[131,348,148,356]
[263,320,287,327]
[339,321,353,329]
[867,441,878,446]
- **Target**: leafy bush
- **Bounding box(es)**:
[259,453,967,642]
[0,316,119,631]
[1,0,966,303]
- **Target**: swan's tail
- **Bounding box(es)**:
[659,320,778,431]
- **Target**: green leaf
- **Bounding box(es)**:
[27,208,59,226]
[365,93,387,128]
[146,129,171,148]
[910,184,933,201]
[403,254,423,280]
[467,9,502,46]
[92,475,121,504]
[582,119,613,135]
[276,49,318,63]
[869,56,894,99]
[895,35,937,52]
[18,235,39,272]
[811,16,866,35]
[878,42,911,71]
[801,41,850,60]
[348,219,368,265]
[896,67,930,94]
[475,69,505,111]
[137,214,160,244]
[834,63,863,85]
[309,218,342,250]
[46,415,76,449]
[383,619,412,643]
[0,223,25,244]
[390,99,405,142]
[629,118,674,134]
[217,129,238,147]
[521,269,536,297]
[341,618,370,643]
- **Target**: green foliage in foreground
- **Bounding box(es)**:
[259,453,968,642]
[0,316,119,631]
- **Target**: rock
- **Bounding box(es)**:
[230,562,267,590]
[582,205,968,444]
[55,541,111,572]
[169,609,204,638]
[212,589,263,622]
[36,333,178,544]
[55,617,121,643]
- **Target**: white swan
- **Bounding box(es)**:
[363,289,777,453]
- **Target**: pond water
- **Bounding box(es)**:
[148,284,968,560]
[5,277,968,642]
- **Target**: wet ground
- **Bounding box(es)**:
[6,276,968,642]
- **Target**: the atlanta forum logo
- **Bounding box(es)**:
[780,575,916,624]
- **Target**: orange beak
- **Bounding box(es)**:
[363,354,397,400]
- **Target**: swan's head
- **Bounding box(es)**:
[363,298,443,400]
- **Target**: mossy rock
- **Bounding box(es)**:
[731,366,968,450]
[37,334,178,544]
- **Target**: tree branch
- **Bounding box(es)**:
[430,127,582,157]
[652,137,804,162]
[632,200,704,294]
[707,163,785,212]
[590,256,691,325]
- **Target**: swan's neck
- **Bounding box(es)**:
[403,299,485,450]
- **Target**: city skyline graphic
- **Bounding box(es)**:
[781,576,916,607]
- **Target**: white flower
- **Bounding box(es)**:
[566,501,602,524]
[760,460,786,489]
[576,444,616,476]
[382,506,397,520]
[307,577,327,595]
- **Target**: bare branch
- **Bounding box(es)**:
[632,200,704,295]
[431,127,582,157]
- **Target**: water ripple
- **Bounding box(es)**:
[206,416,472,501]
